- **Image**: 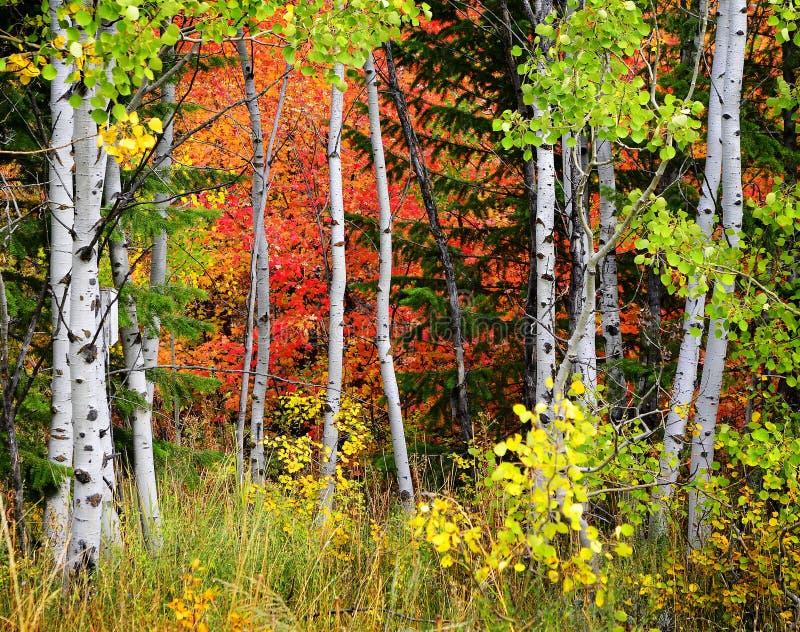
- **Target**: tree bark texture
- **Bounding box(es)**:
[687,0,746,549]
[44,0,75,562]
[319,62,347,517]
[650,0,729,538]
[365,52,415,508]
[67,80,109,575]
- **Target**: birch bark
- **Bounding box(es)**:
[67,81,109,574]
[650,0,729,537]
[97,289,121,552]
[43,0,75,562]
[106,159,162,552]
[687,0,746,549]
[564,138,597,397]
[235,34,289,484]
[365,52,414,508]
[319,62,347,516]
[597,138,626,414]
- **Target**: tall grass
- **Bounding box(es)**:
[1,457,787,631]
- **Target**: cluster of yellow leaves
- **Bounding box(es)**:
[4,53,41,85]
[97,111,163,166]
[166,559,217,632]
[411,395,635,606]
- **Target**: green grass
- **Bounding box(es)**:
[0,457,792,631]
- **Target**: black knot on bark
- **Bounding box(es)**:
[78,343,98,363]
[74,469,91,484]
[76,245,95,262]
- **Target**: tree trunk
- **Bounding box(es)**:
[564,136,597,398]
[0,271,28,554]
[384,42,472,442]
[535,137,557,414]
[687,0,746,549]
[319,61,347,517]
[68,81,109,575]
[650,0,729,538]
[97,289,121,552]
[597,138,626,416]
[106,159,162,552]
[365,52,415,509]
[235,34,289,484]
[44,0,75,562]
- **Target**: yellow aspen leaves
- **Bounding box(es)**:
[4,53,41,85]
[96,111,164,166]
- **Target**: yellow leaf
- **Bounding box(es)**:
[148,117,163,133]
[595,589,606,607]
[570,380,585,395]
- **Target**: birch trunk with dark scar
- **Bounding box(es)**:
[365,52,414,508]
[637,263,663,427]
[128,75,178,549]
[564,136,596,397]
[97,289,120,552]
[597,139,626,416]
[384,42,472,442]
[105,159,161,551]
[499,0,538,411]
[235,34,289,484]
[687,0,746,549]
[44,0,75,563]
[650,0,729,538]
[68,73,109,575]
[533,0,557,411]
[318,62,347,518]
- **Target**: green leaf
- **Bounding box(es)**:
[42,64,57,81]
[112,103,127,121]
[75,10,92,27]
[161,23,181,47]
[68,94,82,108]
[91,108,108,125]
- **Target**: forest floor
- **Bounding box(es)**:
[0,452,778,631]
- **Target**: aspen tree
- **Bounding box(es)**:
[597,138,627,413]
[650,0,728,537]
[365,52,414,508]
[235,31,289,483]
[67,49,109,575]
[43,0,75,563]
[319,61,347,517]
[533,0,558,411]
[106,159,161,551]
[687,0,746,549]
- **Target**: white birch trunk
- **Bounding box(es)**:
[535,130,557,412]
[235,36,289,484]
[365,52,414,509]
[97,289,121,552]
[133,81,175,548]
[67,82,109,574]
[105,159,162,551]
[564,138,596,399]
[597,138,626,413]
[43,0,75,563]
[319,62,347,517]
[687,0,746,549]
[650,1,729,538]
